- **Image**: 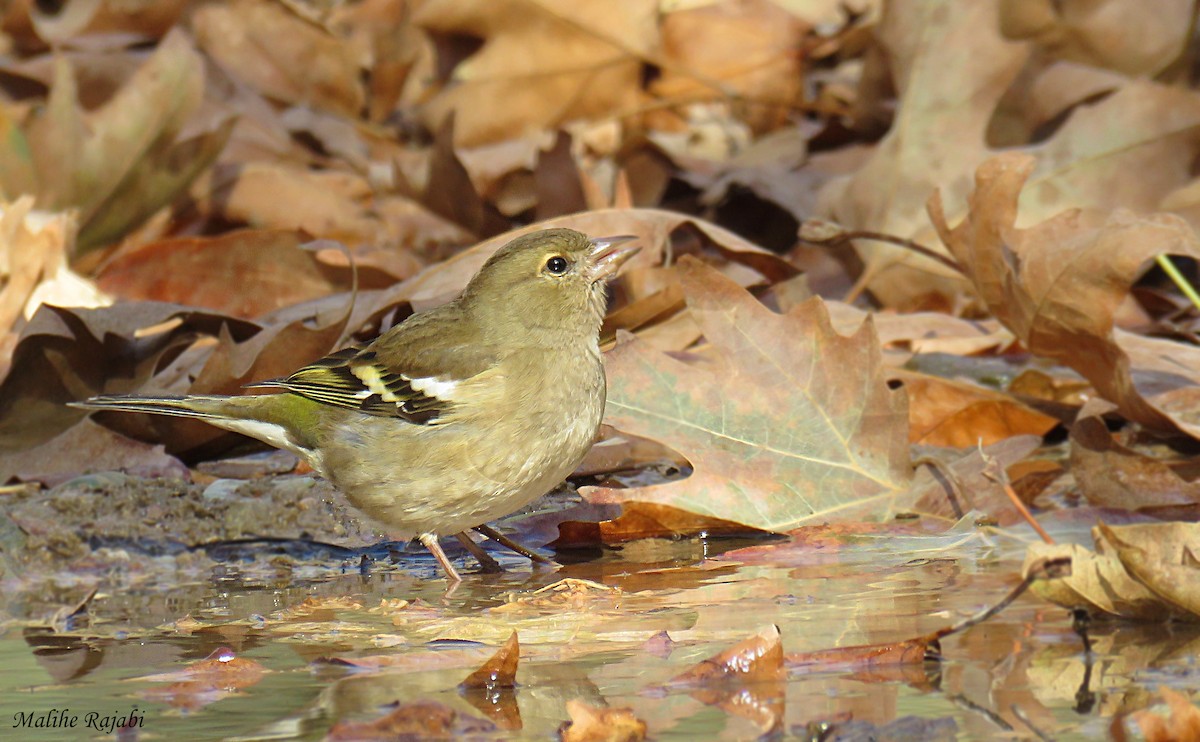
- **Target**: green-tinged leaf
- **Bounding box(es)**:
[20,29,223,252]
[587,257,911,532]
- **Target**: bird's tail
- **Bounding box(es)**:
[70,393,316,456]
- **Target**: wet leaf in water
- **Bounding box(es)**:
[553,501,765,547]
[667,624,784,687]
[558,699,647,742]
[326,698,495,741]
[641,630,676,659]
[459,630,519,691]
[786,635,937,672]
[139,647,268,711]
[492,578,622,615]
[1129,686,1200,742]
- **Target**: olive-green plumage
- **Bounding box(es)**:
[72,228,640,581]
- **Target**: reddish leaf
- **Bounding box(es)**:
[96,230,346,319]
[558,699,647,742]
[553,502,765,547]
[459,631,519,691]
[668,625,784,687]
[327,699,494,741]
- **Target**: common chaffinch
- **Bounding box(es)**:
[72,228,640,581]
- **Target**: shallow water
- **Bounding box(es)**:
[0,533,1195,740]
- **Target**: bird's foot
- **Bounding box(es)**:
[418,533,462,583]
[454,532,504,573]
[474,524,556,566]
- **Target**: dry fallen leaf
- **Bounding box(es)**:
[651,0,808,133]
[3,30,232,252]
[416,0,657,146]
[1099,521,1200,619]
[895,369,1058,447]
[586,257,912,532]
[1070,398,1200,510]
[818,0,1200,308]
[95,229,348,319]
[930,153,1200,440]
[193,0,365,118]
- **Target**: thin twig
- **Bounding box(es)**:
[933,556,1071,640]
[980,446,1054,545]
[800,227,966,275]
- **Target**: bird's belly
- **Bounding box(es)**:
[317,400,601,537]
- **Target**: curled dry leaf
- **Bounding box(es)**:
[587,257,911,532]
[818,0,1200,308]
[1025,521,1200,621]
[0,199,104,376]
[1070,398,1200,510]
[930,153,1200,439]
[1024,542,1175,621]
[559,699,647,742]
[1098,522,1200,619]
[459,631,519,691]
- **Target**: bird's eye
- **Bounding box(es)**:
[545,256,569,275]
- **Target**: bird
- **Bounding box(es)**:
[71,228,640,582]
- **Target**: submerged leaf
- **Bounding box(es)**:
[558,699,647,742]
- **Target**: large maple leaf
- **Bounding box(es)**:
[588,257,911,532]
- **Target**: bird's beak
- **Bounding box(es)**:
[587,235,640,282]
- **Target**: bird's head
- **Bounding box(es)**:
[460,228,640,346]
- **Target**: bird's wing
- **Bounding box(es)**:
[250,308,500,425]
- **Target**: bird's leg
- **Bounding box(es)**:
[418,533,462,582]
[454,532,504,573]
[474,524,555,565]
